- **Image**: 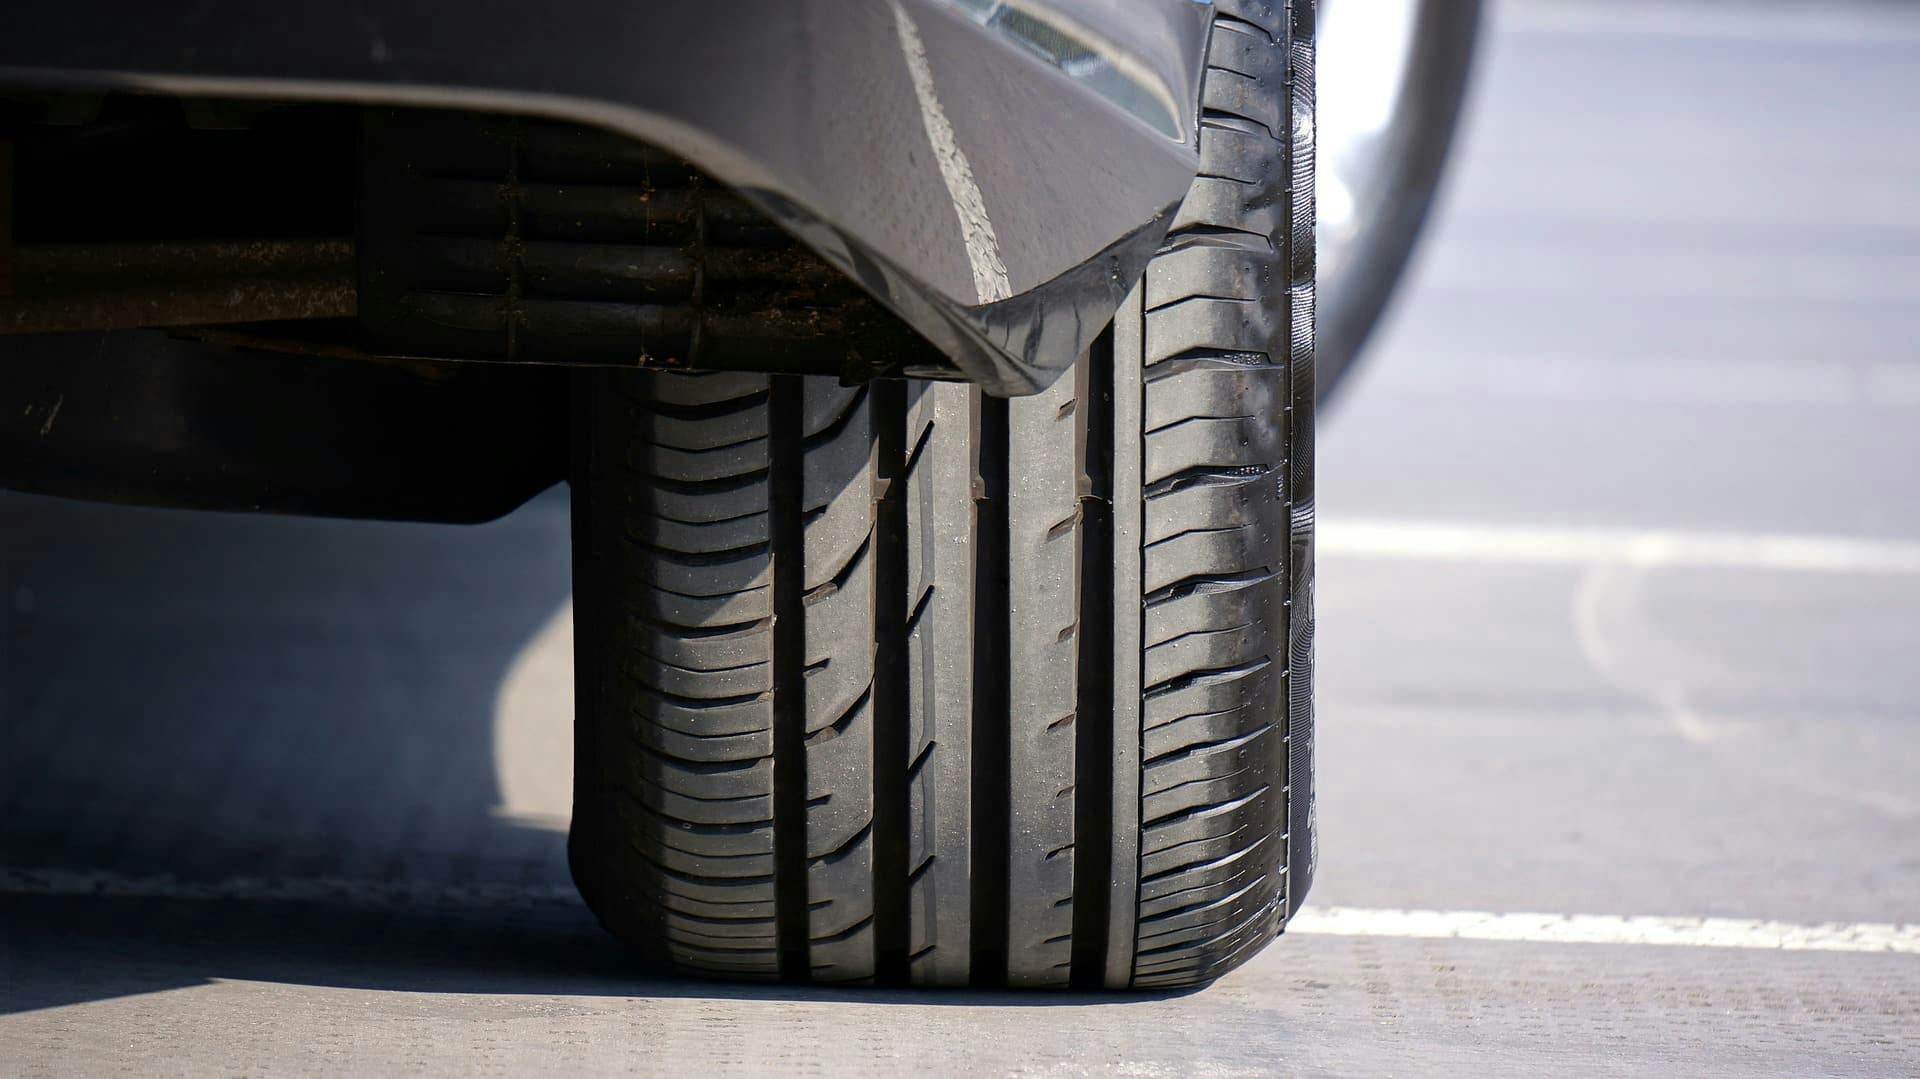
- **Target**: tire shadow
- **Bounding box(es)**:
[0,486,1162,1013]
[0,893,1164,1011]
[1,486,575,1011]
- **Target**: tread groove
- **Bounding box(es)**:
[969,390,1012,986]
[872,379,912,985]
[1070,330,1116,989]
[769,373,810,983]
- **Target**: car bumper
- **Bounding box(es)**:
[0,0,1213,393]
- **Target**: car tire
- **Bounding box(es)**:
[567,0,1315,990]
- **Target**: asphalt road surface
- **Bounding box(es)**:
[5,1,1919,1074]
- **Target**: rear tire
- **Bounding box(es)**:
[568,0,1314,989]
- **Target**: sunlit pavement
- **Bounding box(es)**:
[5,2,1918,1074]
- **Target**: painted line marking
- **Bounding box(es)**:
[1505,0,1920,46]
[5,869,1913,956]
[1288,907,1920,955]
[1319,518,1920,575]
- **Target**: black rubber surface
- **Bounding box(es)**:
[567,0,1315,990]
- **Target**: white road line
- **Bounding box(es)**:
[1319,518,1920,575]
[1503,0,1920,45]
[1288,907,1920,955]
[6,868,1914,956]
[1358,353,1920,409]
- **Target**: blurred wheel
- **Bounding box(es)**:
[1316,0,1482,401]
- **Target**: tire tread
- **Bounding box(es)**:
[570,0,1313,991]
